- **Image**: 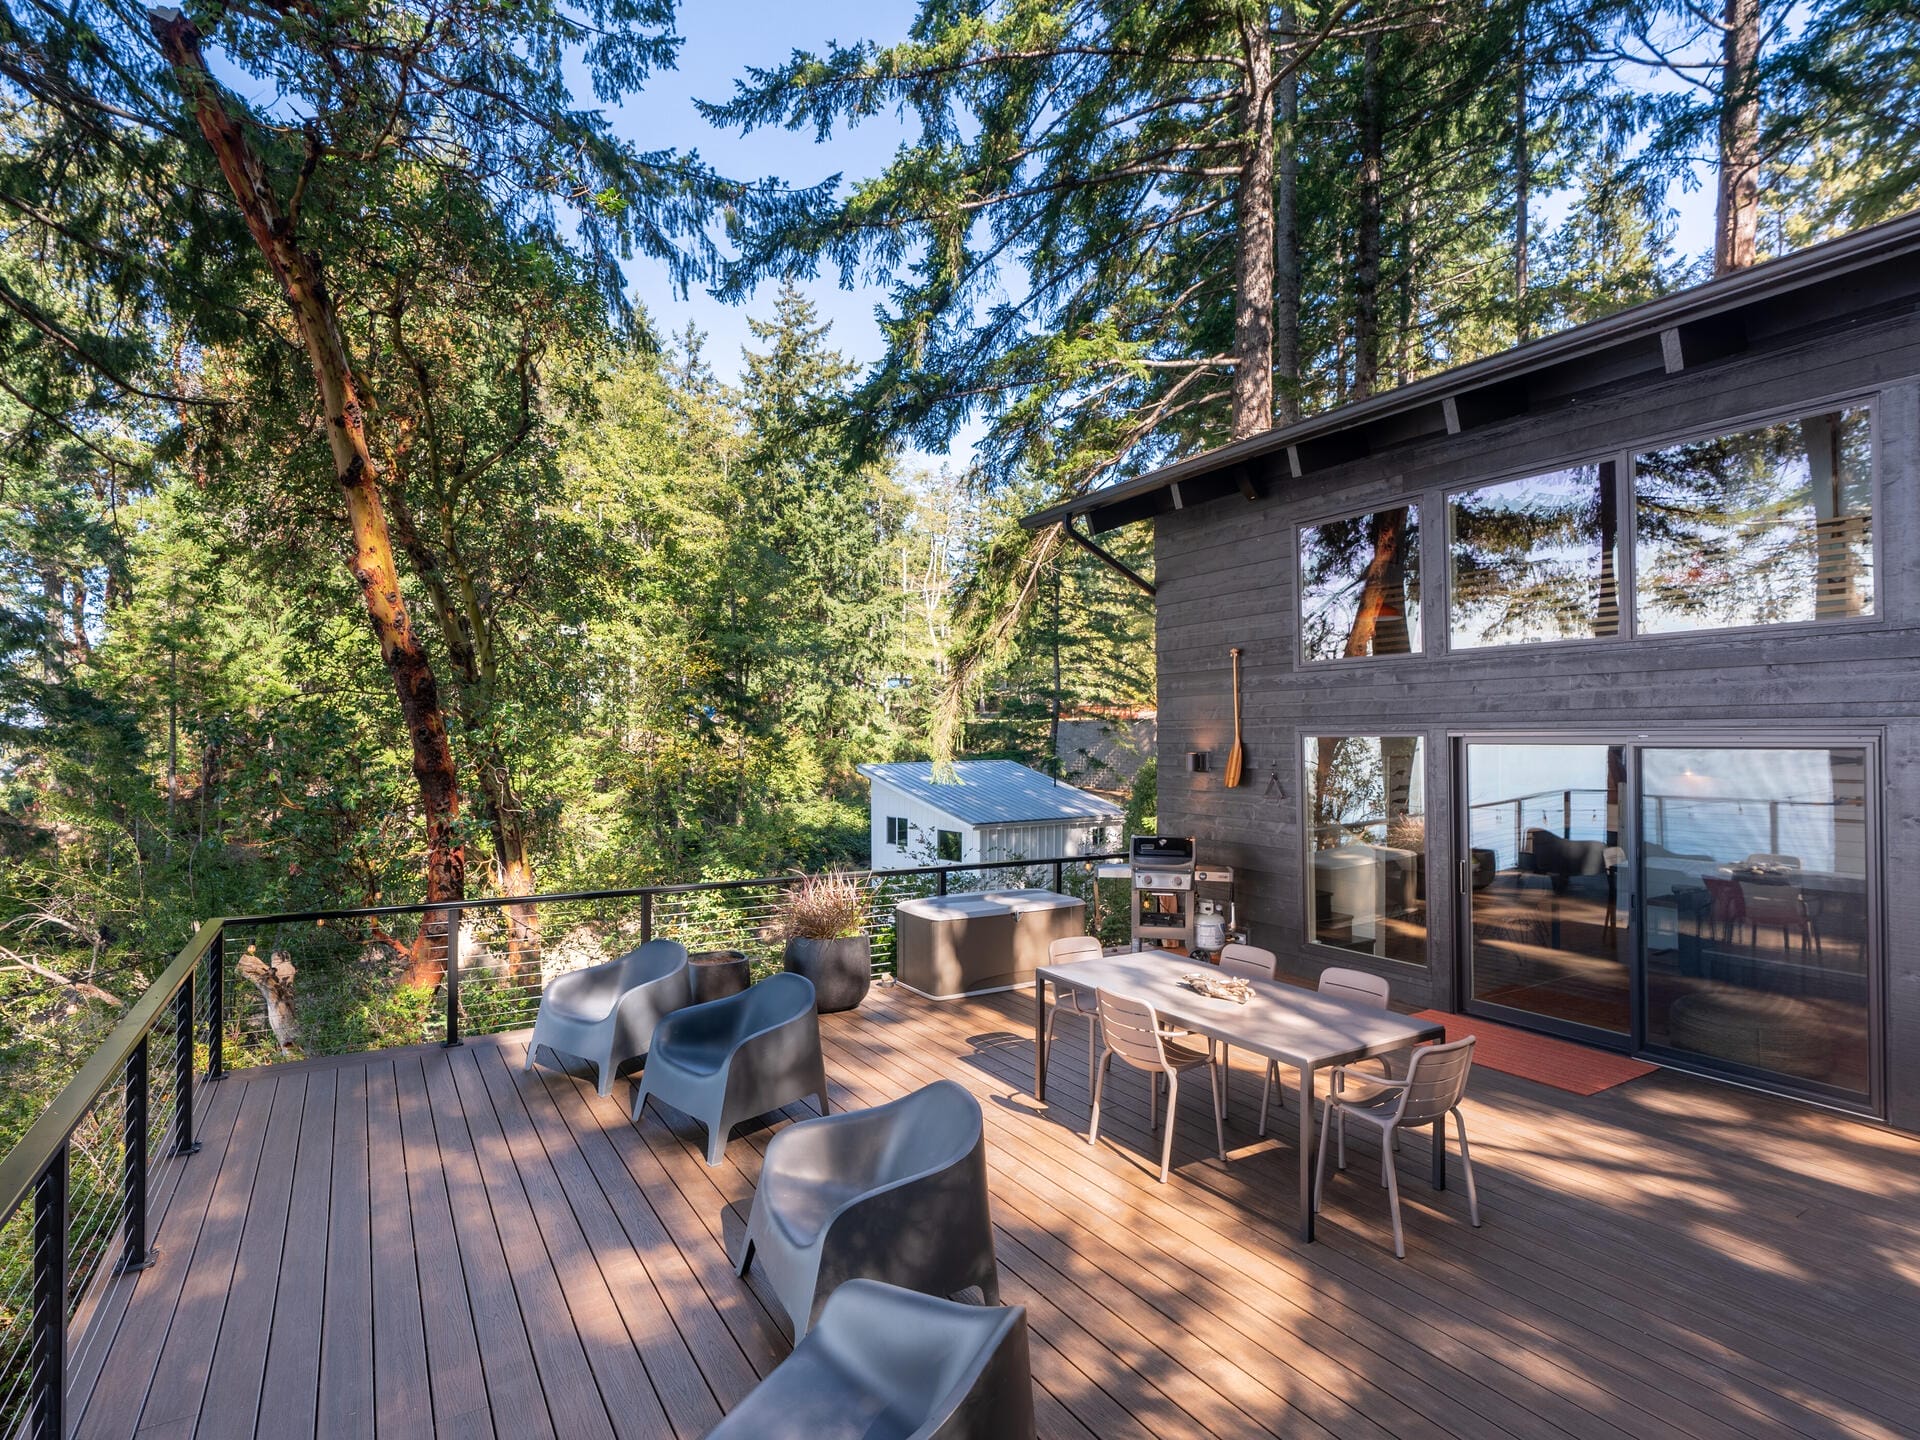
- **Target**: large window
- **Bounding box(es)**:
[936,829,963,862]
[1305,735,1426,963]
[1299,507,1420,661]
[1639,745,1870,1101]
[1634,408,1873,634]
[1448,464,1619,649]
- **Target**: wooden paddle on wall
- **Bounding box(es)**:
[1224,646,1245,787]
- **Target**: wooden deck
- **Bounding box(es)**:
[70,982,1920,1440]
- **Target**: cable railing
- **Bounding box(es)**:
[0,852,1120,1439]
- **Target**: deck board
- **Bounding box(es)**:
[70,983,1920,1440]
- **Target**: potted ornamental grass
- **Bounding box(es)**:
[780,871,873,1013]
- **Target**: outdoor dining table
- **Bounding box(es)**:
[1034,949,1447,1241]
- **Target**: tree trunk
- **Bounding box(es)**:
[1343,508,1412,658]
[385,491,542,979]
[1514,15,1532,340]
[1230,12,1277,440]
[1353,30,1385,399]
[1274,2,1302,423]
[152,11,464,986]
[1714,0,1762,274]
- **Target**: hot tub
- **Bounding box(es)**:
[894,888,1088,998]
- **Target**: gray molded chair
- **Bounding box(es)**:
[1212,943,1279,1127]
[524,939,690,1096]
[630,972,828,1165]
[735,1079,999,1340]
[1090,989,1226,1183]
[1315,1035,1481,1258]
[1042,934,1106,1093]
[706,1278,1034,1440]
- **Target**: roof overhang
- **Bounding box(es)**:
[1022,211,1920,536]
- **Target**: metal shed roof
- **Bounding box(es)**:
[857,760,1125,826]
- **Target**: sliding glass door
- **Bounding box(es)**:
[1459,735,1877,1107]
[1462,742,1631,1042]
[1639,745,1873,1102]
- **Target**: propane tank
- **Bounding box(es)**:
[1194,899,1226,954]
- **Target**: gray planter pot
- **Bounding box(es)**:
[782,934,872,1013]
[688,949,752,1005]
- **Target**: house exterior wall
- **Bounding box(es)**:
[1152,302,1920,1130]
[866,778,980,869]
[976,819,1118,863]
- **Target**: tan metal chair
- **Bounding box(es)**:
[1315,1036,1481,1258]
[1252,964,1399,1135]
[1212,944,1278,1126]
[1042,935,1106,1093]
[1311,966,1413,1145]
[1089,990,1226,1183]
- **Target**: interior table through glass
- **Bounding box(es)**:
[1034,949,1449,1241]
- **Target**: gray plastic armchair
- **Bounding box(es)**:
[706,1279,1034,1440]
[523,939,690,1096]
[735,1079,999,1341]
[630,972,829,1165]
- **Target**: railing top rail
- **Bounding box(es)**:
[1,851,1129,1221]
[0,919,221,1227]
[217,852,1128,927]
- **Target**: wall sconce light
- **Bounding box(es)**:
[1187,751,1209,773]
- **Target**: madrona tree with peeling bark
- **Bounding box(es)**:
[1,0,735,980]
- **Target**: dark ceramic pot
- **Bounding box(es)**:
[782,934,872,1013]
[688,949,751,1005]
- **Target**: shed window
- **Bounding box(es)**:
[1448,464,1619,649]
[1633,407,1873,633]
[1300,507,1421,661]
[936,830,963,862]
[885,816,909,849]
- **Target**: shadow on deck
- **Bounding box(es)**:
[71,984,1920,1440]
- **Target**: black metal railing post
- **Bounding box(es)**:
[206,926,225,1082]
[1052,859,1064,894]
[443,905,463,1047]
[30,1143,69,1440]
[119,1035,156,1274]
[936,868,948,897]
[640,889,654,944]
[173,973,200,1156]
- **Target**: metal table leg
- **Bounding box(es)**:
[1034,975,1048,1101]
[1298,1061,1316,1242]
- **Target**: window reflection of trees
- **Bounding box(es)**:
[1448,464,1619,648]
[1299,508,1420,661]
[1634,409,1872,633]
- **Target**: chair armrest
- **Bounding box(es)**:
[1330,1065,1408,1092]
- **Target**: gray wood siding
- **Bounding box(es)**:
[1153,305,1920,1130]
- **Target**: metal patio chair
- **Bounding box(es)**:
[705,1279,1035,1440]
[1042,934,1106,1093]
[1315,1035,1481,1258]
[1089,989,1226,1183]
[523,939,690,1096]
[735,1079,999,1340]
[1212,943,1279,1126]
[630,972,828,1165]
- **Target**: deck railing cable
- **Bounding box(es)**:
[0,852,1122,1438]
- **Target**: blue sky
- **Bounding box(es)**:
[611,2,921,384]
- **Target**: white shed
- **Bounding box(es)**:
[858,760,1125,871]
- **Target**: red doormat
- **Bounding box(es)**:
[1411,1011,1659,1096]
